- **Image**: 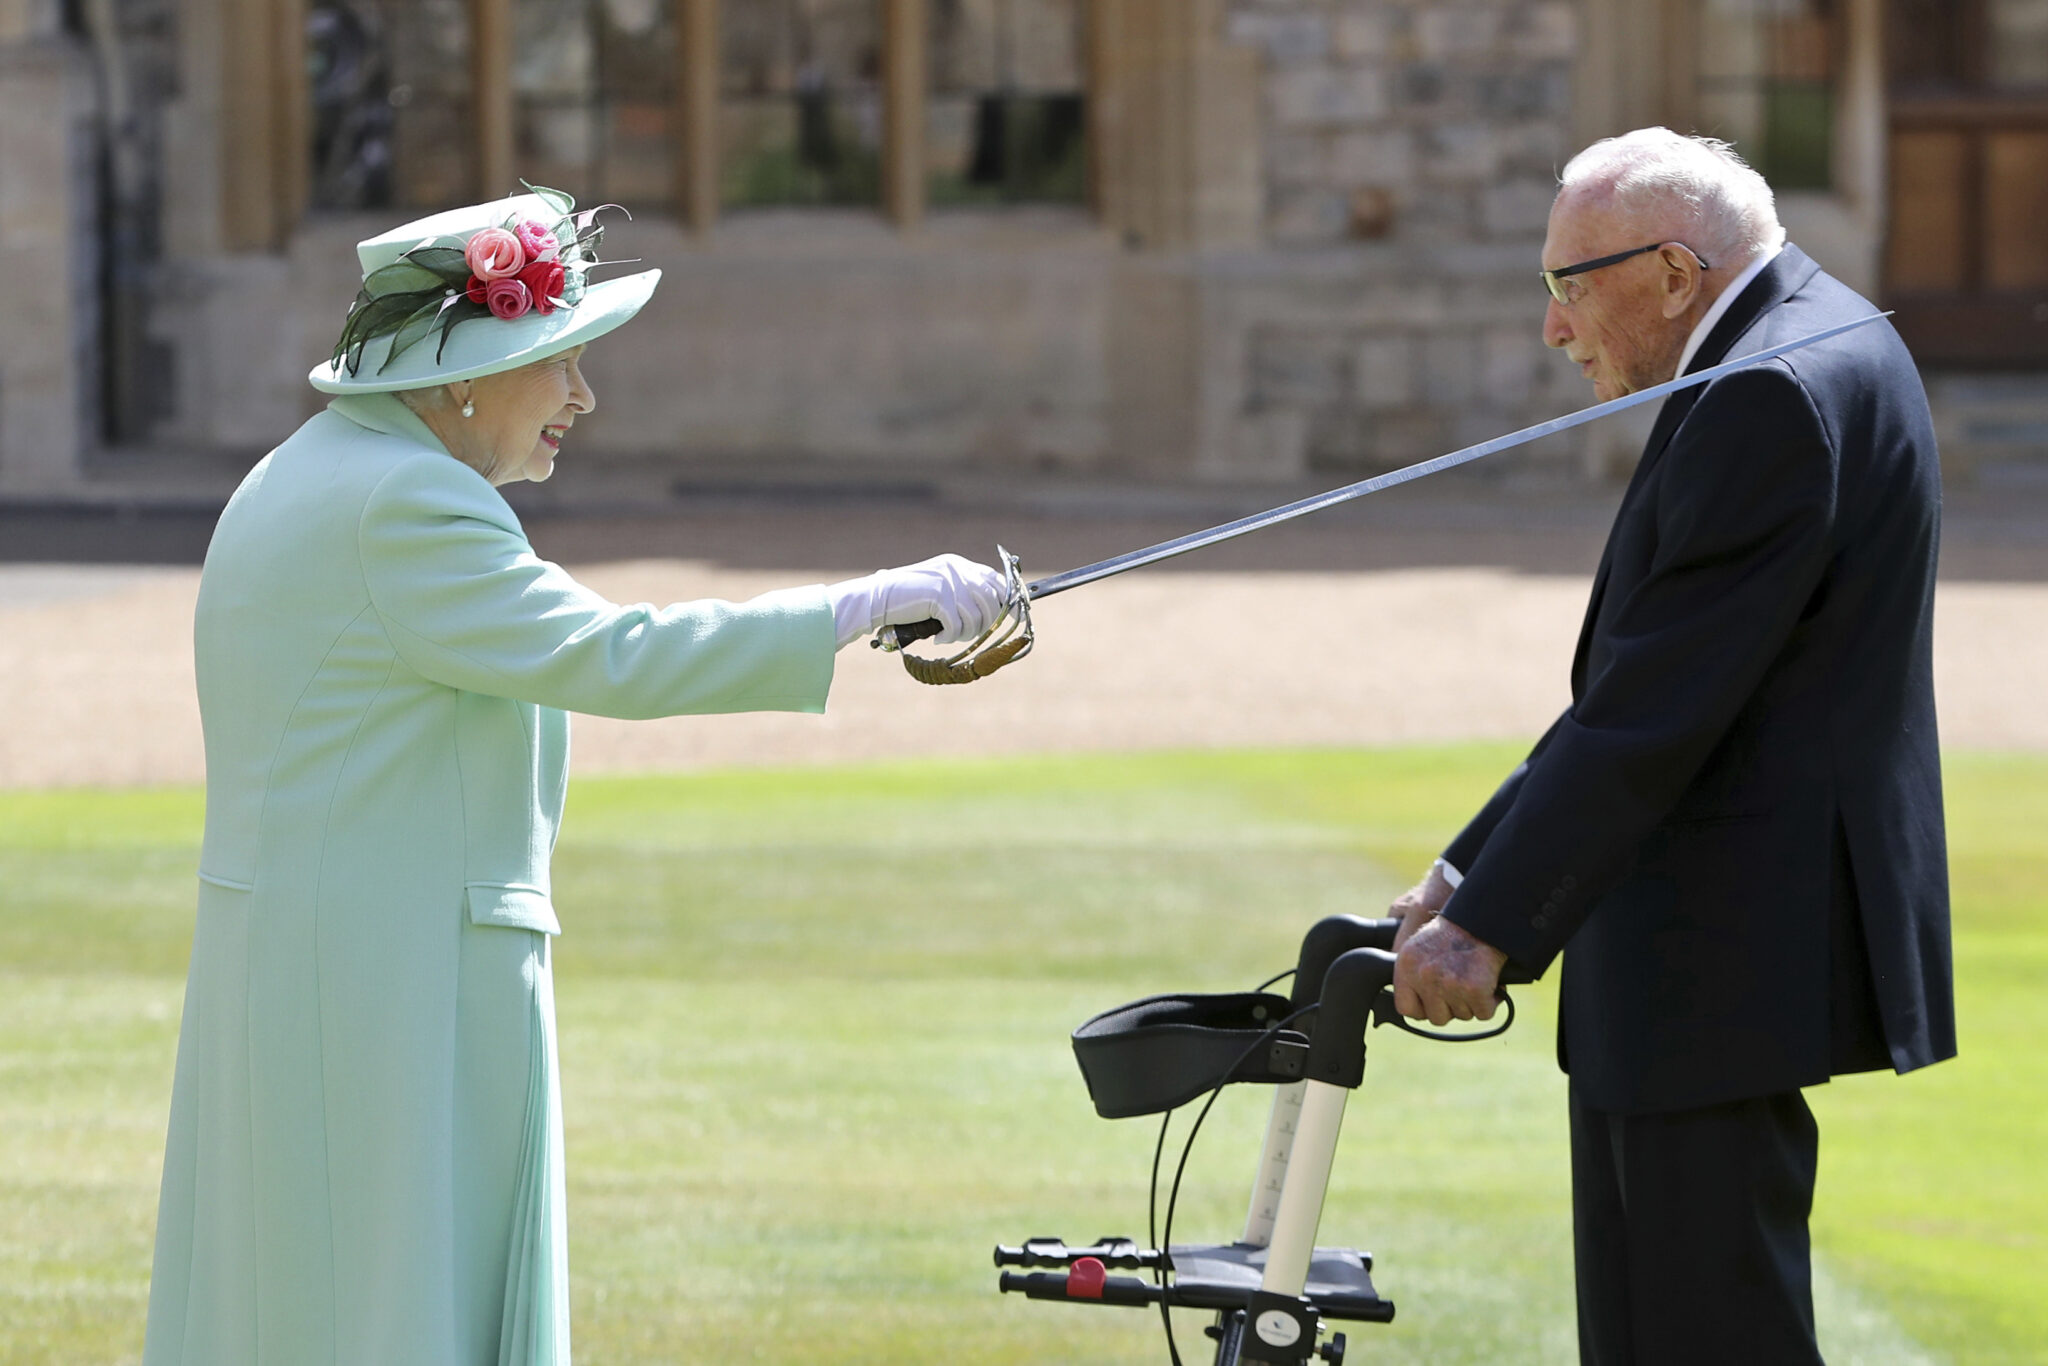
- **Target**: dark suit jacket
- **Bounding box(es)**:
[1442,246,1956,1115]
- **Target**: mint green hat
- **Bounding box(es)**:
[308,188,660,394]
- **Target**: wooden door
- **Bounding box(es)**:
[1885,0,2048,364]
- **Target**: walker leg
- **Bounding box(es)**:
[1241,1081,1306,1248]
[1259,1080,1349,1297]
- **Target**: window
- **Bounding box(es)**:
[720,0,884,208]
[1695,0,1839,192]
[511,0,677,207]
[309,0,477,210]
[1892,0,2048,91]
[298,0,1088,228]
[1988,0,2048,87]
[928,0,1087,207]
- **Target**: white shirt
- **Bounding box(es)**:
[1674,244,1782,379]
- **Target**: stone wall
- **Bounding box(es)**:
[1219,245,1587,475]
[139,210,1132,471]
[1227,0,1575,249]
[0,25,98,494]
[9,0,1666,493]
[1191,0,1595,479]
[132,221,1604,485]
[0,0,1942,497]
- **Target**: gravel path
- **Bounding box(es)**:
[4,497,2045,789]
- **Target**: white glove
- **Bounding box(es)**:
[825,554,1009,650]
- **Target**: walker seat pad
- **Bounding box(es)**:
[1071,991,1309,1120]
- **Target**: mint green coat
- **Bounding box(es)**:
[143,395,835,1366]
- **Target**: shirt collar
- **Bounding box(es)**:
[324,391,452,456]
[1675,244,1783,378]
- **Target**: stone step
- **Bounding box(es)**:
[1925,372,2048,486]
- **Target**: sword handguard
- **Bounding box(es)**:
[876,548,1033,685]
[902,632,1033,685]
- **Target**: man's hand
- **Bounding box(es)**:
[1389,862,1456,950]
[1394,916,1509,1026]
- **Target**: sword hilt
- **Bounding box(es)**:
[873,547,1033,683]
[873,619,944,652]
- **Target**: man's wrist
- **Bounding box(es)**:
[1419,857,1461,912]
[1428,913,1509,972]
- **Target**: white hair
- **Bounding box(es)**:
[1558,128,1786,269]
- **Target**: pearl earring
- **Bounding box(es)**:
[461,398,476,418]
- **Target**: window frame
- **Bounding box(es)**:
[241,0,1180,247]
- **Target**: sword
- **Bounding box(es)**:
[880,311,1890,661]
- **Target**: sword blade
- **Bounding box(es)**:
[1024,312,1890,601]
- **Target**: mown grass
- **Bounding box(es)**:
[0,747,2037,1363]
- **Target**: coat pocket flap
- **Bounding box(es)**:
[466,884,561,935]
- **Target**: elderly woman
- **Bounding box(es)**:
[141,192,1006,1366]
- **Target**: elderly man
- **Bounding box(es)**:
[1389,129,1955,1364]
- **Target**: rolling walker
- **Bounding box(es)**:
[994,914,1527,1365]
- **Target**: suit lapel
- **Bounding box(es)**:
[1630,249,1826,471]
[1566,246,1822,696]
[1636,246,1821,474]
[1687,245,1820,375]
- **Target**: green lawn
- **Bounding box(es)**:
[0,747,2038,1364]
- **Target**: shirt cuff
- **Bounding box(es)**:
[1432,856,1464,889]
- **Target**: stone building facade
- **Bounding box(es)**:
[2,0,2043,499]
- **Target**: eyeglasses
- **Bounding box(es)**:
[1540,242,1710,306]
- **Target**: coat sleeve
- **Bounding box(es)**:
[357,452,836,718]
[1443,364,1837,975]
[1441,716,1562,875]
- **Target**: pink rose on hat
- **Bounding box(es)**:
[513,219,559,264]
[484,276,532,320]
[315,184,659,391]
[464,227,526,282]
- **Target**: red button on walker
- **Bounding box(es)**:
[1066,1256,1107,1299]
